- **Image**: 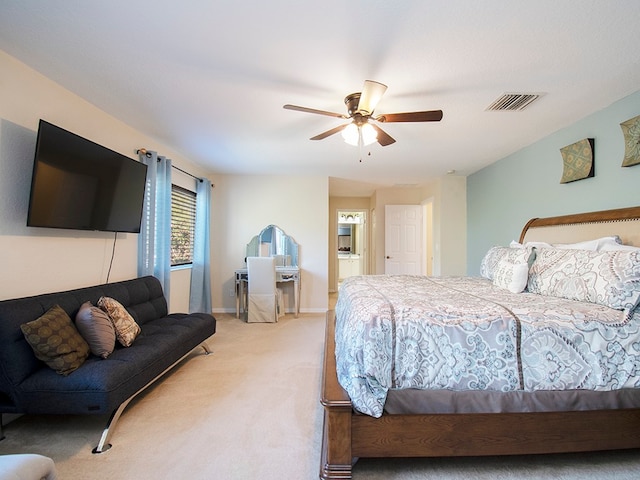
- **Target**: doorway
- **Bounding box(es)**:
[337,210,367,286]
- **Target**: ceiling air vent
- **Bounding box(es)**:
[486,93,542,111]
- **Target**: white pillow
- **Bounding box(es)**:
[510,240,552,249]
[552,236,622,251]
[599,242,640,252]
[492,260,529,293]
[480,246,533,281]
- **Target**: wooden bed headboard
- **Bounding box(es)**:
[519,206,640,248]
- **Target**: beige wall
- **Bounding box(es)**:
[0,48,463,314]
[330,177,468,288]
[436,175,467,275]
[422,175,467,276]
[0,50,208,310]
[210,174,328,313]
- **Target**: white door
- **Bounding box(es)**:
[385,205,422,274]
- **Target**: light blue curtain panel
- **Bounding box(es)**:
[189,178,212,313]
[137,151,172,304]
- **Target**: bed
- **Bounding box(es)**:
[320,206,640,479]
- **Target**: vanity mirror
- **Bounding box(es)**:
[246,224,299,267]
[237,225,301,318]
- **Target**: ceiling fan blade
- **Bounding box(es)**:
[370,124,396,146]
[310,123,349,140]
[357,80,387,115]
[283,104,347,119]
[376,110,443,123]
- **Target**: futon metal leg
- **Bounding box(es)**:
[92,400,131,454]
[92,343,213,453]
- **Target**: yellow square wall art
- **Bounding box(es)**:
[621,115,640,167]
[560,138,594,183]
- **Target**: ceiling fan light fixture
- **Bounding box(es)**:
[341,123,359,146]
[360,122,378,146]
[341,122,378,146]
[284,79,441,148]
[358,80,388,115]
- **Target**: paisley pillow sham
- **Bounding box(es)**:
[528,247,640,312]
[480,246,533,281]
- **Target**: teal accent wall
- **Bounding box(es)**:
[467,90,640,275]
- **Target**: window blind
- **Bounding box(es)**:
[171,185,196,266]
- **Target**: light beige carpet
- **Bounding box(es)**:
[1,312,640,479]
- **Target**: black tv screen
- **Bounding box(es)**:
[27,120,148,233]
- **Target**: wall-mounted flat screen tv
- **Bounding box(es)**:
[27,120,148,233]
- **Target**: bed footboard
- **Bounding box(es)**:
[320,311,354,479]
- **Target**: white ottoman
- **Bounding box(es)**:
[0,454,57,480]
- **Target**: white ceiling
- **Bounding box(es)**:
[1,1,640,196]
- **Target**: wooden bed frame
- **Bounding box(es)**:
[320,206,640,479]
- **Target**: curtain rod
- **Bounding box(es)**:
[136,148,214,187]
[172,164,202,182]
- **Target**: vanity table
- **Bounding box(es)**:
[235,225,301,318]
[235,266,300,318]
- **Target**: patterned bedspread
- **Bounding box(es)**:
[335,275,640,417]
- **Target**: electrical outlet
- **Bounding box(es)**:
[228,288,235,297]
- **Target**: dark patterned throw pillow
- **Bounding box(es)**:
[21,304,90,375]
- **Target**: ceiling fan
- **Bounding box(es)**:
[283,80,443,147]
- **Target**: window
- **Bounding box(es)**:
[171,185,196,266]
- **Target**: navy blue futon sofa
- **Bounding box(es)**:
[0,275,216,453]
